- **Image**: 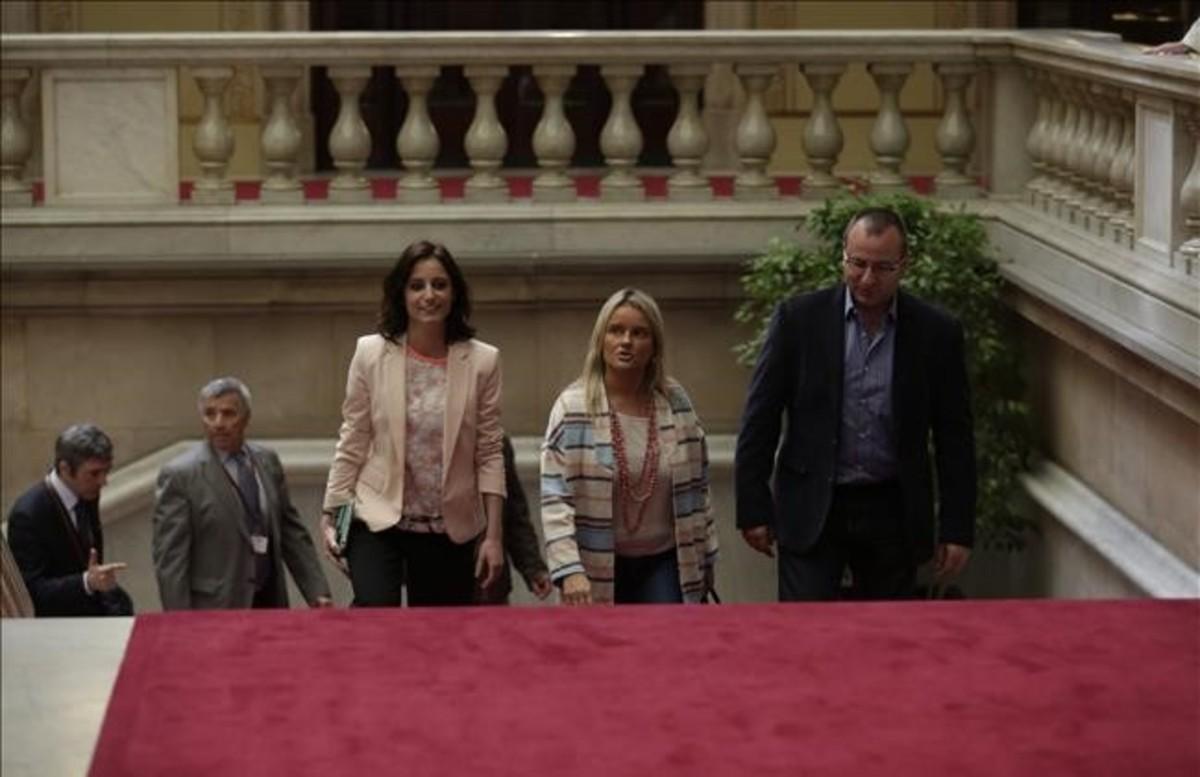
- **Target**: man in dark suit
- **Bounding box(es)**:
[735,207,976,601]
[152,377,332,610]
[7,423,131,616]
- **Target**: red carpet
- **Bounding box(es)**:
[88,599,1199,776]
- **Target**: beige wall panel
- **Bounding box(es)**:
[1028,326,1200,569]
[778,1,938,30]
[77,1,223,31]
[2,319,29,427]
[208,314,341,435]
[23,316,215,429]
[2,430,54,513]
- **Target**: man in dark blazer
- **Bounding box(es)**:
[7,423,131,616]
[152,377,332,610]
[735,207,976,601]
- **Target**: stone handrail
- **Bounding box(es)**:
[1,29,1197,266]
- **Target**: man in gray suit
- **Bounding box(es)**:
[152,377,332,610]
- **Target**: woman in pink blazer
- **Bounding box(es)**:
[320,241,505,606]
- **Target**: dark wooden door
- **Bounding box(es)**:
[310,0,702,171]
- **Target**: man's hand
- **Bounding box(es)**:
[741,525,776,558]
[560,572,592,606]
[85,548,126,593]
[475,537,504,589]
[529,571,553,600]
[933,542,971,582]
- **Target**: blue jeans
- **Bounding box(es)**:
[614,548,683,604]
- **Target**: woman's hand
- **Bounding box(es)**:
[560,572,592,606]
[475,537,504,589]
[319,512,349,577]
[530,570,554,600]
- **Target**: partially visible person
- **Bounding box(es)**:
[7,424,131,617]
[735,207,976,602]
[152,377,332,610]
[476,434,552,605]
[541,288,717,606]
[1144,18,1199,55]
[320,240,505,607]
[1,530,35,617]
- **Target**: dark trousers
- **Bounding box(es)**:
[346,520,476,607]
[615,548,683,604]
[251,557,283,609]
[778,482,916,602]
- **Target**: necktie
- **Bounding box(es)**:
[74,502,94,553]
[234,452,262,522]
[233,451,271,590]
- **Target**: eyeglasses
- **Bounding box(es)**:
[842,255,904,275]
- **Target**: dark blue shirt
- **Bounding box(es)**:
[836,293,898,484]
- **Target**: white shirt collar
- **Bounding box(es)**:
[46,469,80,514]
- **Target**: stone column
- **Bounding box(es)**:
[395,66,441,205]
[327,66,372,204]
[934,62,979,198]
[259,66,304,205]
[0,68,33,207]
[666,63,711,202]
[599,64,645,202]
[191,66,236,205]
[733,64,778,201]
[867,62,913,193]
[532,64,577,203]
[799,63,845,200]
[464,65,509,203]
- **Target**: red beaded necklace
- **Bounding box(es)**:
[609,394,660,534]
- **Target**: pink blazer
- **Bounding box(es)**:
[322,333,506,544]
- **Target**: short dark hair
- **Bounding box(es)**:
[842,207,909,258]
[54,423,113,475]
[377,240,476,344]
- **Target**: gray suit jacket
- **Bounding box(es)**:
[151,441,331,610]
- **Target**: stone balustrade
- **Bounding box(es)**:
[0,29,1197,266]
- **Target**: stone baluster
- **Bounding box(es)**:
[395,66,441,204]
[1076,83,1110,232]
[1048,75,1080,217]
[258,66,303,205]
[0,68,33,207]
[1176,108,1200,275]
[1063,78,1094,221]
[531,64,576,203]
[934,62,978,198]
[1038,80,1069,213]
[191,66,235,205]
[733,64,779,201]
[1108,90,1136,247]
[327,66,372,204]
[666,63,711,201]
[1087,85,1123,236]
[867,62,913,193]
[464,65,509,203]
[1024,69,1051,206]
[800,63,846,200]
[1097,90,1128,236]
[600,64,645,201]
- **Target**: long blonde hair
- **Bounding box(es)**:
[581,288,668,415]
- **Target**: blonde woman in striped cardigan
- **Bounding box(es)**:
[540,288,717,605]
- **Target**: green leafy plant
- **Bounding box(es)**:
[735,194,1036,551]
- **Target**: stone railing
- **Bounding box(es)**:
[0,30,1197,273]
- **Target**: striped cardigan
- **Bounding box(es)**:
[540,379,718,604]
